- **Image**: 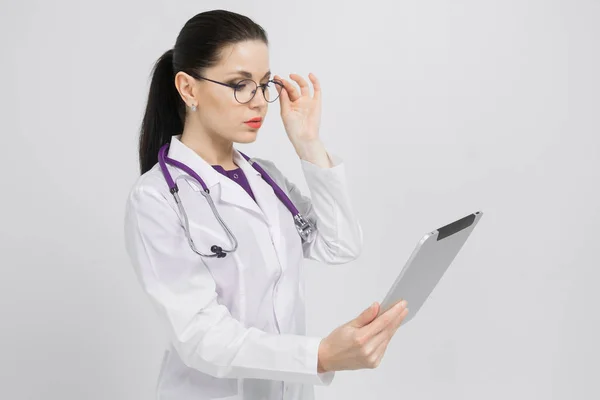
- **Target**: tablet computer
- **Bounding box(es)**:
[378,211,483,324]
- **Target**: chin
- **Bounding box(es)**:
[232,130,259,144]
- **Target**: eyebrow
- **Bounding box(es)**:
[227,70,271,80]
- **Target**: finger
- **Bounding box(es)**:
[273,74,285,88]
[289,73,310,97]
[361,324,393,369]
[350,302,380,328]
[377,308,408,365]
[309,72,321,101]
[361,300,407,338]
[391,307,409,333]
[278,83,290,111]
[274,75,290,110]
[277,76,300,102]
[367,307,408,352]
[371,334,392,368]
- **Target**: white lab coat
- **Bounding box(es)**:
[124,135,363,400]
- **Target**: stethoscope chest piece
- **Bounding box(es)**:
[294,214,315,242]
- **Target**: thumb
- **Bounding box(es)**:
[350,302,379,328]
[278,87,290,113]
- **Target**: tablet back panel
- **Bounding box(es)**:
[379,211,483,324]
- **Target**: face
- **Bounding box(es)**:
[177,40,273,144]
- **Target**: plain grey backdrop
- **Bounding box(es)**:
[1,0,598,399]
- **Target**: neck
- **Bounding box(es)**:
[180,123,236,168]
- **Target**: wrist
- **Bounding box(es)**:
[293,139,332,168]
[317,339,329,373]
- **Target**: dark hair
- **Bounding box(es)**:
[138,9,268,175]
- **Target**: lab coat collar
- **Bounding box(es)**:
[236,151,282,232]
[166,135,279,229]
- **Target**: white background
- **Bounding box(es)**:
[1,0,598,399]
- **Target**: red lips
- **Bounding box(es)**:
[244,117,263,129]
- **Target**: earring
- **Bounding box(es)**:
[190,104,197,112]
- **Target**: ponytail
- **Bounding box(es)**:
[138,49,184,175]
[137,10,270,174]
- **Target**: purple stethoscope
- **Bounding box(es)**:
[158,143,315,258]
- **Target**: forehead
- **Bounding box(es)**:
[212,40,270,78]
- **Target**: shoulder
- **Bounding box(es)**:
[250,156,279,174]
[124,164,175,214]
[249,156,291,188]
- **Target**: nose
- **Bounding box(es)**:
[248,88,268,108]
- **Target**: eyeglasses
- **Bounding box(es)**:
[187,71,284,104]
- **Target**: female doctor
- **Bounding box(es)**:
[124,9,409,400]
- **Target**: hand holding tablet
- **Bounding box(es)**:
[317,211,483,373]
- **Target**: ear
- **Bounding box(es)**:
[175,71,198,108]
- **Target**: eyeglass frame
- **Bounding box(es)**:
[185,71,284,104]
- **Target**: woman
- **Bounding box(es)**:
[124,9,409,400]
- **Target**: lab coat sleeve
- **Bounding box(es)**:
[123,184,335,385]
[256,153,364,264]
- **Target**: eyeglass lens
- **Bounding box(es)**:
[235,80,283,103]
